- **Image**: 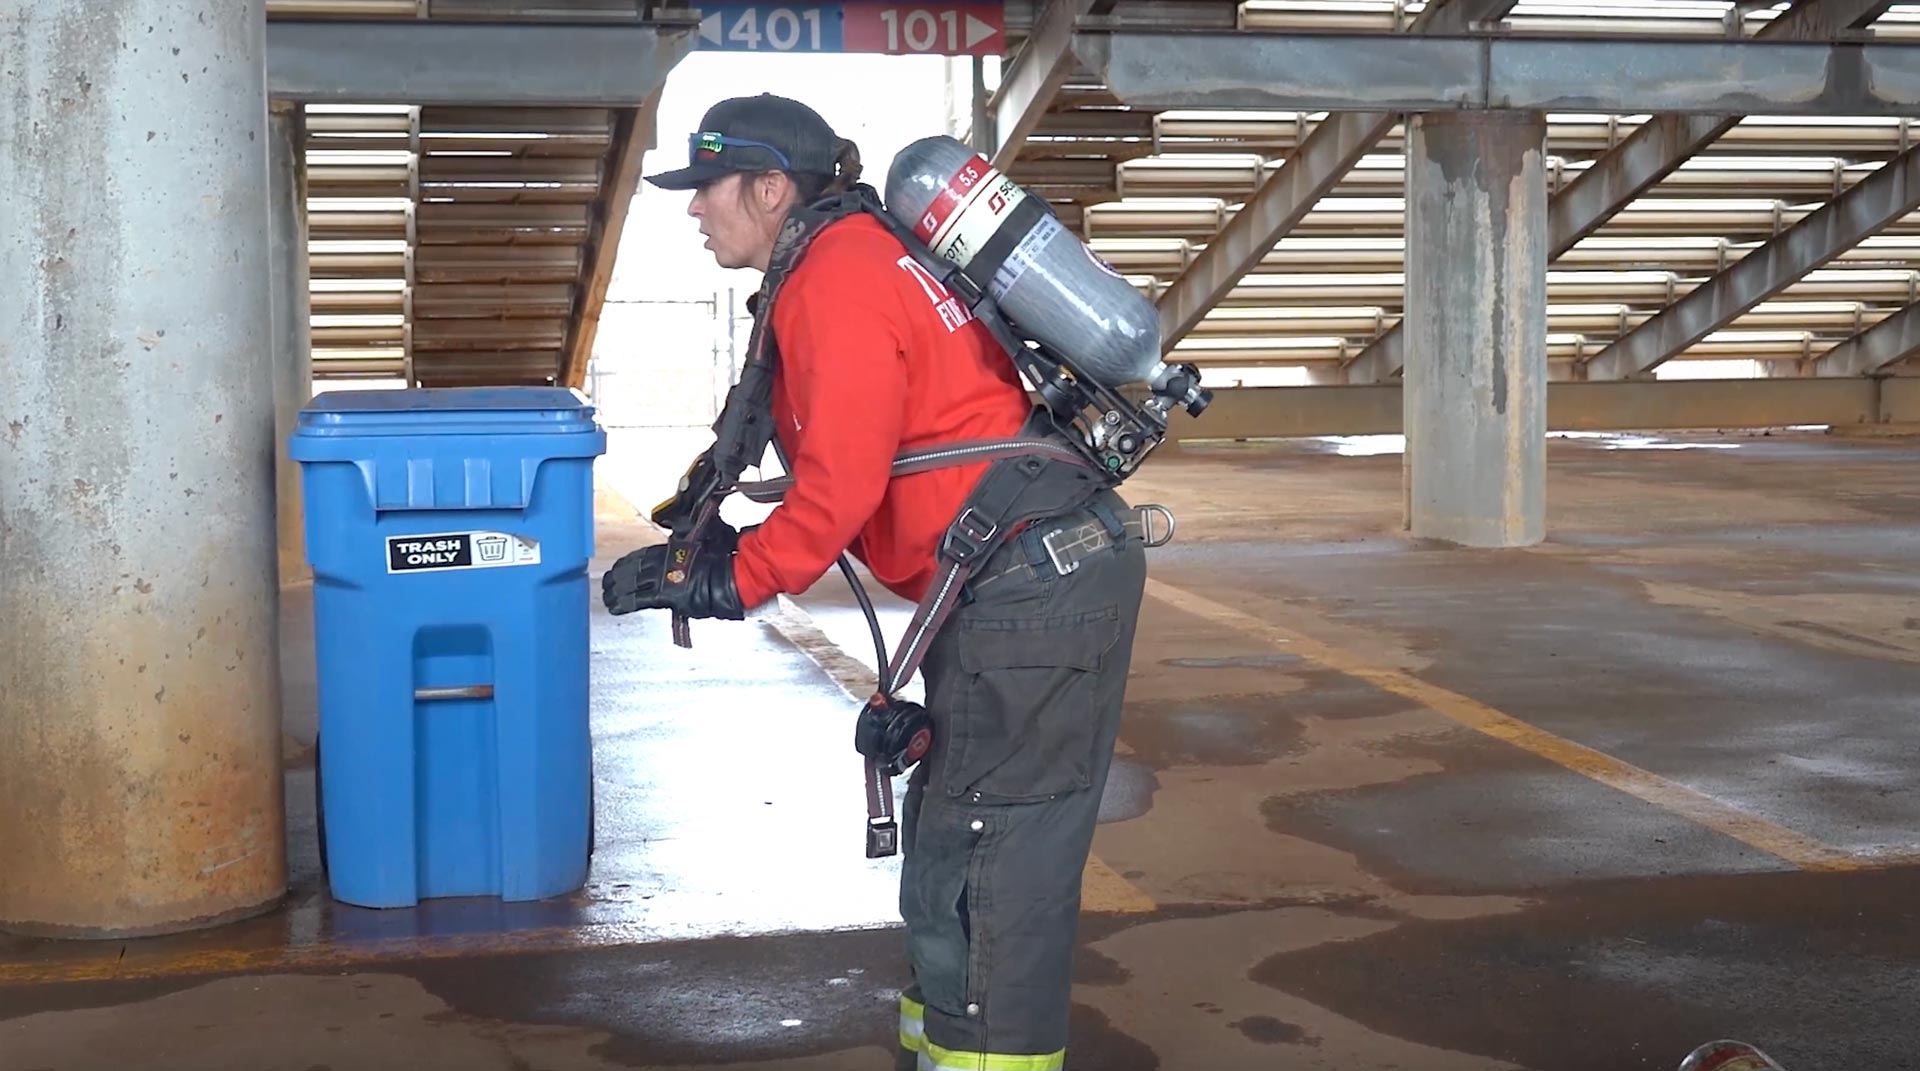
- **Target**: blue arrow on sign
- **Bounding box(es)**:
[693,3,846,51]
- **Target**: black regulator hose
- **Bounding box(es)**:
[769,439,891,686]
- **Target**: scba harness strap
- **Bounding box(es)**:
[652,194,870,646]
[659,184,1120,857]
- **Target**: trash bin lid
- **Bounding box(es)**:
[294,387,601,439]
[289,388,607,512]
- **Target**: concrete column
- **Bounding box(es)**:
[1403,111,1549,547]
[0,2,286,936]
[269,102,313,585]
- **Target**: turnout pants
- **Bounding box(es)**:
[896,488,1148,1071]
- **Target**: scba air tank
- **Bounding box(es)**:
[884,135,1161,387]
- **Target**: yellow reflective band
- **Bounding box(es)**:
[918,1041,1066,1071]
[899,995,927,1053]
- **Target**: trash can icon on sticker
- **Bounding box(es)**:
[476,534,508,563]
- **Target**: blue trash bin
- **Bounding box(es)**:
[289,387,608,908]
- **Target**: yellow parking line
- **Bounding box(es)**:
[1144,577,1861,873]
[0,925,616,987]
[1080,855,1158,914]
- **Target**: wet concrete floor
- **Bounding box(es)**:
[6,429,1920,1069]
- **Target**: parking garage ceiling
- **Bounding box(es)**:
[271,0,1920,391]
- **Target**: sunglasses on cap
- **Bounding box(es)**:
[691,131,793,171]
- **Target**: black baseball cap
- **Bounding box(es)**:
[645,94,841,191]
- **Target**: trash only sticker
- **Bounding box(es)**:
[387,531,541,573]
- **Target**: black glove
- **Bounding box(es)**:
[602,535,745,620]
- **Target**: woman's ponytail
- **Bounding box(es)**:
[822,137,863,195]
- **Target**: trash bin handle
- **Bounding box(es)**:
[414,685,495,702]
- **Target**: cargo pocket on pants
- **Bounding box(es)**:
[942,606,1121,805]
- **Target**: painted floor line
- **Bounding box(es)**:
[0,917,905,989]
[1143,576,1863,874]
[767,595,1159,916]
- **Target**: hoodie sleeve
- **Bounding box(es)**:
[730,236,910,609]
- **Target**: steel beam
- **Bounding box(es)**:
[562,99,659,390]
[1341,309,1406,385]
[1816,303,1920,376]
[268,102,312,586]
[991,0,1092,168]
[1183,380,1914,439]
[1764,0,1900,39]
[266,19,696,106]
[1549,116,1741,258]
[1549,0,1894,252]
[1157,115,1391,352]
[1344,0,1896,384]
[1154,0,1517,354]
[970,56,994,154]
[1346,110,1737,381]
[1189,386,1406,439]
[1586,145,1920,380]
[1072,31,1920,116]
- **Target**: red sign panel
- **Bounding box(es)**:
[841,1,1005,56]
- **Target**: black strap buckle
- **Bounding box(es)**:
[941,507,999,563]
[946,265,984,307]
[866,818,900,859]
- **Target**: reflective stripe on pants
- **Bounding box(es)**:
[901,994,927,1053]
[917,1042,1067,1071]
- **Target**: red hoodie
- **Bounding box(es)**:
[730,213,1032,608]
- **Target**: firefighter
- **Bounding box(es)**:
[601,93,1148,1071]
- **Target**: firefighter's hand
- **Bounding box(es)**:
[601,540,744,621]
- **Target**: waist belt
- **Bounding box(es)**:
[968,504,1174,592]
[1040,503,1173,574]
[730,436,1091,504]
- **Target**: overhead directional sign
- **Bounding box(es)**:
[692,0,1004,55]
